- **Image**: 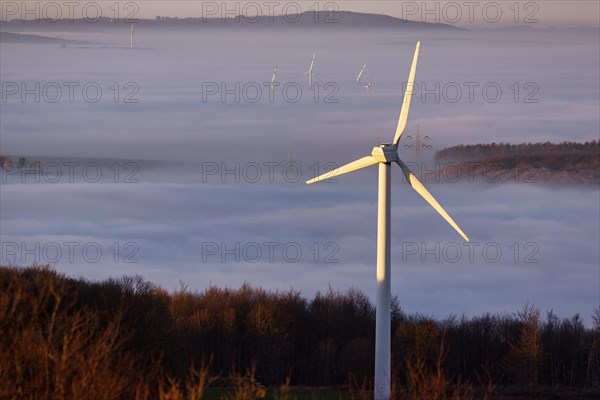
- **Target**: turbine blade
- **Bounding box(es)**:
[396,160,469,241]
[308,53,316,73]
[356,64,366,82]
[392,41,420,145]
[306,156,378,184]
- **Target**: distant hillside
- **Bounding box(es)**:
[0,31,96,44]
[0,11,461,32]
[433,141,600,185]
[435,141,599,162]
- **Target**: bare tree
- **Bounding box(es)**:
[503,304,545,388]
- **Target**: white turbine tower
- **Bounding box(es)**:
[356,64,367,82]
[130,24,134,49]
[305,53,315,86]
[306,41,469,400]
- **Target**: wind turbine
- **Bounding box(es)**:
[356,64,367,82]
[305,53,316,86]
[364,72,374,90]
[270,66,278,92]
[306,41,469,400]
[130,24,134,49]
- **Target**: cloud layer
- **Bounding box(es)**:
[1,26,598,324]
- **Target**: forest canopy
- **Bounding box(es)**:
[1,265,599,399]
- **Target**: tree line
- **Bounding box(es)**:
[1,265,599,399]
[434,141,599,163]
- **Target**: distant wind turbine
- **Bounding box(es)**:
[130,24,134,49]
[305,53,315,86]
[356,64,367,82]
[270,66,278,92]
[364,72,374,90]
[306,41,469,400]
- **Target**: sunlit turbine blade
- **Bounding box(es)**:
[306,156,378,184]
[392,41,420,145]
[306,53,316,74]
[271,66,277,84]
[356,64,366,82]
[396,160,469,241]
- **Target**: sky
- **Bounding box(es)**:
[0,5,599,325]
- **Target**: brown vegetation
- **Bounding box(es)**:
[434,141,599,163]
[1,265,599,399]
[432,141,600,185]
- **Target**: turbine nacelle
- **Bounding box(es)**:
[371,143,398,163]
